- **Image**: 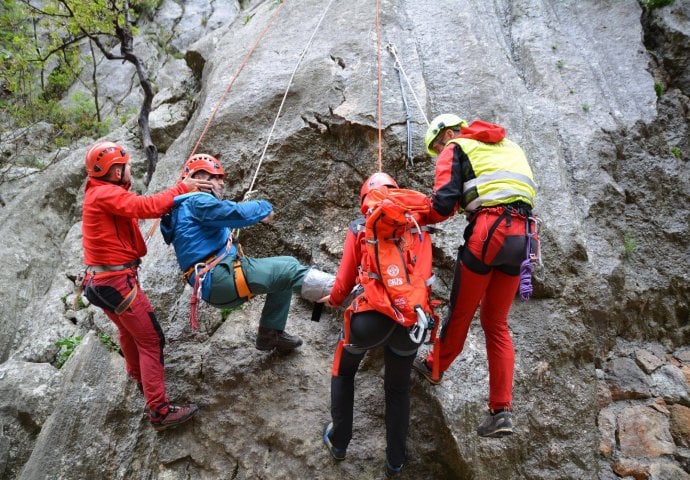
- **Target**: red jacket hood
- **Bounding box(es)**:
[459,120,506,143]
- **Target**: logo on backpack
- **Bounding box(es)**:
[355,186,435,343]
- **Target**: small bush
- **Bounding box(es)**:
[98,332,121,354]
[670,146,681,158]
[582,103,590,112]
[646,0,674,10]
[556,60,565,69]
[54,336,82,368]
[623,233,638,258]
[654,82,664,98]
[52,91,110,145]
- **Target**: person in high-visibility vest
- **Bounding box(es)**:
[413,114,537,438]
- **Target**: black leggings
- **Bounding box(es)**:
[330,310,417,466]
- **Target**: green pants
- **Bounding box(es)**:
[208,256,310,330]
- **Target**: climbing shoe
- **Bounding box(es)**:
[477,409,514,438]
[412,356,443,385]
[149,403,199,432]
[322,422,346,461]
[385,461,404,478]
[255,326,303,352]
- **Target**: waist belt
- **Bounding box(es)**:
[233,260,254,299]
[87,260,140,274]
[183,256,254,299]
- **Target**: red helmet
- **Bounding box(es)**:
[85,141,129,178]
[360,172,398,204]
[181,154,225,179]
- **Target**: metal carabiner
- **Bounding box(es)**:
[408,306,429,344]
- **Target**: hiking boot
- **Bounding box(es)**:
[322,422,346,461]
[256,326,303,352]
[412,356,443,385]
[477,409,514,438]
[385,461,404,478]
[149,403,199,432]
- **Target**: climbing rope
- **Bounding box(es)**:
[392,51,413,167]
[244,0,337,199]
[375,0,383,172]
[189,1,285,160]
[386,42,429,126]
[144,1,284,243]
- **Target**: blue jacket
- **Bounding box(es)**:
[160,192,272,295]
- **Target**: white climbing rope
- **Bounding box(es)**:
[244,0,337,199]
[386,42,429,126]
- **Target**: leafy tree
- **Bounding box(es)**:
[2,0,161,184]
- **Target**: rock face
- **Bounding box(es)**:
[0,1,688,479]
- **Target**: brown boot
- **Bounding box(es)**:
[149,403,199,432]
[255,326,303,352]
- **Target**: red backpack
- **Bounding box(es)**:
[356,187,435,340]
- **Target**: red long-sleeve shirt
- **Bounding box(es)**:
[81,178,189,266]
[329,218,365,307]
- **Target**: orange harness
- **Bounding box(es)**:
[78,264,140,314]
[185,241,254,331]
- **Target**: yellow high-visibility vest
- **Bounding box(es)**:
[447,137,536,212]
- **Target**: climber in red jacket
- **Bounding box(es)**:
[80,141,213,431]
[413,115,538,438]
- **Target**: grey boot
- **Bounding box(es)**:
[255,326,303,352]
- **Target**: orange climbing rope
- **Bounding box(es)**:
[144,2,285,243]
[375,0,383,173]
[188,1,285,160]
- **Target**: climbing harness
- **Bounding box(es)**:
[80,264,140,314]
[185,235,255,331]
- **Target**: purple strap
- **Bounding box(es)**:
[519,222,534,301]
[519,257,533,301]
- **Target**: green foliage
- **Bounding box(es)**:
[243,14,254,25]
[131,0,161,18]
[220,305,243,321]
[623,233,638,258]
[53,91,110,145]
[98,332,121,354]
[556,60,565,69]
[54,335,82,368]
[645,0,674,10]
[670,146,681,158]
[654,82,665,98]
[582,103,590,112]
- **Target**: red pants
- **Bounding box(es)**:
[84,270,169,414]
[427,207,527,410]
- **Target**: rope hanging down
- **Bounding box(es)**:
[375,0,383,172]
[144,2,284,243]
[391,49,413,168]
[189,1,285,160]
[386,42,429,126]
[244,0,336,200]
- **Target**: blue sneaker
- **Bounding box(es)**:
[385,461,404,478]
[323,422,346,460]
[477,409,514,437]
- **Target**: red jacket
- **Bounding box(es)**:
[329,217,365,307]
[81,178,189,266]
